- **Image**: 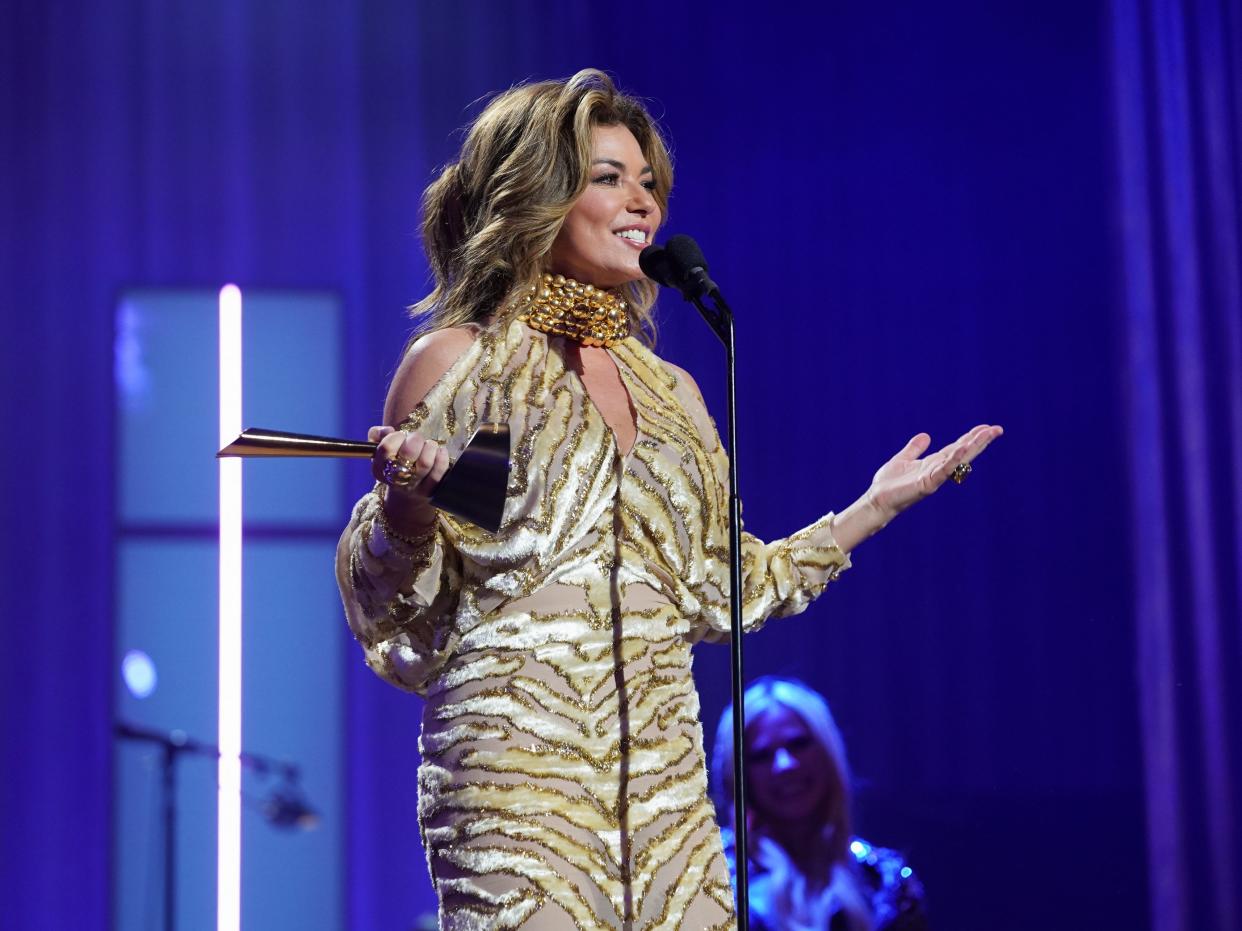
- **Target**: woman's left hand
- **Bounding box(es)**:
[830,424,1004,554]
[866,424,1003,524]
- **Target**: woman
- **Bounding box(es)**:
[715,678,929,931]
[337,69,1000,930]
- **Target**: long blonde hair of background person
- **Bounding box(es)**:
[715,677,874,931]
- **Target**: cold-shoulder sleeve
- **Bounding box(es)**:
[335,329,498,694]
[336,487,462,695]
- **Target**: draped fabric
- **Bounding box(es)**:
[1110,2,1242,929]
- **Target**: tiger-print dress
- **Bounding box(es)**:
[338,320,849,930]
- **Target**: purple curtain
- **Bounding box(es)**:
[1111,2,1242,930]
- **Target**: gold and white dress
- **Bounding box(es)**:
[337,320,850,930]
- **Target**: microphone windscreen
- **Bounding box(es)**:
[664,234,709,274]
[639,245,675,286]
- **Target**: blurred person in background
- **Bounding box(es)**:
[716,677,929,931]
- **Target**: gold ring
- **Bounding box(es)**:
[950,461,973,485]
[382,456,418,487]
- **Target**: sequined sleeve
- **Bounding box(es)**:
[738,512,850,620]
[690,514,851,642]
[659,363,851,641]
[336,487,462,695]
[853,840,930,931]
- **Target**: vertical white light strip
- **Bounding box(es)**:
[217,284,243,931]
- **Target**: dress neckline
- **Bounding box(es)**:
[557,337,640,461]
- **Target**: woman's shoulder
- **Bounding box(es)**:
[409,325,481,364]
[849,838,928,930]
[383,326,481,427]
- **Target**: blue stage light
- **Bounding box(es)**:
[121,649,158,699]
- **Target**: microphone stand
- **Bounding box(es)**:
[682,287,750,931]
[114,721,313,931]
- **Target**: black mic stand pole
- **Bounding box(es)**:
[114,721,312,931]
[115,722,214,931]
[161,737,177,931]
[683,287,749,931]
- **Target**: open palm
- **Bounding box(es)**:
[868,424,1004,521]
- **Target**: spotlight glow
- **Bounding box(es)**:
[120,649,158,699]
[217,284,243,931]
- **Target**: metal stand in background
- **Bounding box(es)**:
[114,722,318,931]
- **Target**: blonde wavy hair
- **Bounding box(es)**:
[715,678,873,931]
[408,69,673,345]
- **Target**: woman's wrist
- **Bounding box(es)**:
[829,491,892,555]
[379,489,438,543]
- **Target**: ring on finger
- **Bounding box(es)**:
[950,461,973,485]
[382,455,419,487]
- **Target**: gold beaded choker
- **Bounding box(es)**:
[515,273,631,347]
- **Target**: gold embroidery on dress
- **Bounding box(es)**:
[337,319,851,928]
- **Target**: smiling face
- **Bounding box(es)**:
[746,704,835,824]
[546,123,661,288]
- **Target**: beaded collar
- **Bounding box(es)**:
[515,273,631,348]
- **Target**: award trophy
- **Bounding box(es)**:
[218,424,510,533]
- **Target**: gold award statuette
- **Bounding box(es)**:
[218,425,511,533]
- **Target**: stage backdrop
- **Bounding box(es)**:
[4,1,1237,929]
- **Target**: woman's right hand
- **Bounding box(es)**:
[369,425,451,532]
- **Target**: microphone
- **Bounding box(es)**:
[639,243,674,287]
[664,234,720,300]
[639,235,720,301]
